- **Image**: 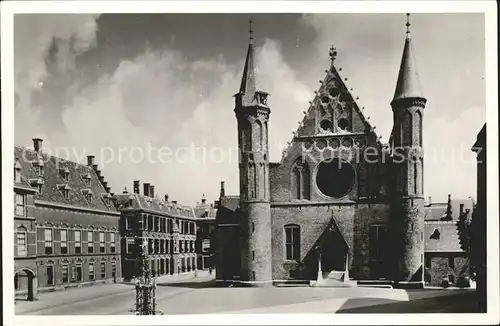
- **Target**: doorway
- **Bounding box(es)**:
[14,268,36,301]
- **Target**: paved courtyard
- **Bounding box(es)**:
[15,272,479,315]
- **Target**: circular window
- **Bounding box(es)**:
[320,119,333,132]
[316,139,327,150]
[338,118,350,131]
[342,138,353,148]
[330,139,340,149]
[355,137,366,148]
[303,140,313,150]
[316,158,355,198]
[321,96,330,104]
[328,87,340,98]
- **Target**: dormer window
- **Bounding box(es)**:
[60,166,70,182]
[29,178,44,195]
[32,158,44,177]
[14,160,22,183]
[58,184,71,199]
[81,173,92,186]
[82,189,93,202]
[101,193,112,206]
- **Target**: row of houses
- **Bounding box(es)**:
[13,138,216,301]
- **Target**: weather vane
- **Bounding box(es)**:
[329,45,338,64]
[249,18,254,44]
[406,13,411,37]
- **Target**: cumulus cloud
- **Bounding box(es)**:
[14,14,100,146]
[28,35,311,205]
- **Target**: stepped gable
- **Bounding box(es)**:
[424,221,466,252]
[14,145,117,212]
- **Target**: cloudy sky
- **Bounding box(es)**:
[14,13,485,206]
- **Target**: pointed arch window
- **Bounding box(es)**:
[357,164,368,197]
[416,110,423,147]
[255,120,263,151]
[402,111,412,146]
[413,160,418,195]
[240,119,252,152]
[291,158,310,200]
[264,121,269,152]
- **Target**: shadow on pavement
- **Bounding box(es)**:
[156,279,218,289]
[338,291,479,313]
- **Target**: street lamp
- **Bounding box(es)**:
[132,238,163,315]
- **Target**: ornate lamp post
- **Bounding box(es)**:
[132,239,163,315]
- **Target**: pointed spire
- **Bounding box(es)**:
[239,18,257,104]
[392,13,425,104]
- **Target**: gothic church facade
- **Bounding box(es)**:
[216,15,427,287]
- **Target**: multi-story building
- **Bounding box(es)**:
[14,139,122,296]
[115,181,197,281]
[14,157,39,301]
[423,195,473,286]
[194,194,217,270]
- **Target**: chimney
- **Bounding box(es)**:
[133,180,140,194]
[98,175,104,182]
[32,138,43,153]
[143,183,150,197]
[102,181,108,189]
[150,184,155,198]
[164,194,169,202]
[87,155,95,166]
[220,181,225,197]
[95,170,101,178]
[92,164,98,171]
[460,204,464,215]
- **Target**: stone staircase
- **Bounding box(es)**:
[311,270,357,288]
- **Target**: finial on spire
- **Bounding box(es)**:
[406,13,411,38]
[329,45,338,64]
[249,18,254,44]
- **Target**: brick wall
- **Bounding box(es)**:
[35,204,121,289]
[425,253,469,286]
[270,202,390,280]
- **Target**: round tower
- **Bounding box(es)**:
[235,21,273,285]
[390,14,427,287]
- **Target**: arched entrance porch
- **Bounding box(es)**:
[14,268,37,301]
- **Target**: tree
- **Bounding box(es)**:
[456,208,474,281]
